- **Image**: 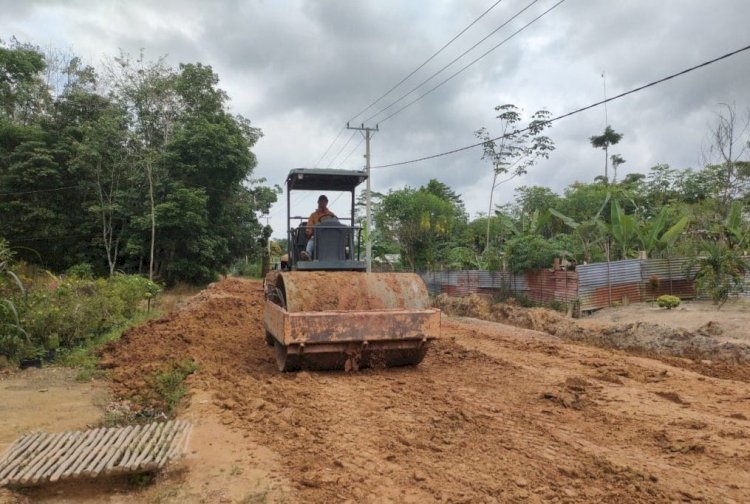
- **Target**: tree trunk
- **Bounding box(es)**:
[96,162,117,276]
[485,171,498,252]
[146,159,156,281]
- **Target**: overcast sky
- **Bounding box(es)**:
[2,0,749,237]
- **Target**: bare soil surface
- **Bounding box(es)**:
[586,298,750,344]
[0,368,107,447]
[435,294,750,379]
[3,278,750,503]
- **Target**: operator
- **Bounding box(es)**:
[301,194,336,260]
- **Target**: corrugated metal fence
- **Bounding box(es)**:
[420,256,749,311]
[420,269,577,305]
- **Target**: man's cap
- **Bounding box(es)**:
[318,194,328,203]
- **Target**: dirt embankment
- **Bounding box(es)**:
[434,293,750,381]
[88,278,750,503]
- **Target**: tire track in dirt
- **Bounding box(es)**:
[102,278,750,503]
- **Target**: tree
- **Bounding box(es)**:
[108,53,180,280]
[690,242,747,308]
[703,104,750,213]
[475,104,555,251]
[0,44,275,284]
[375,184,462,270]
[504,233,576,273]
[589,125,623,182]
[610,154,625,183]
[75,101,131,276]
[550,193,610,263]
[511,185,561,238]
[0,39,49,123]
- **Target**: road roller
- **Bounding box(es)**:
[263,168,440,371]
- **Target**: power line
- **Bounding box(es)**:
[369,0,564,125]
[326,131,357,168]
[0,185,80,196]
[336,137,365,169]
[313,126,346,168]
[0,183,248,197]
[363,0,548,124]
[313,0,507,168]
[348,0,506,124]
[371,42,750,169]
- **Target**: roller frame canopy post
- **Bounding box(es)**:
[284,168,368,271]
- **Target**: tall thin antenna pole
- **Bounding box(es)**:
[602,71,608,127]
[602,71,609,180]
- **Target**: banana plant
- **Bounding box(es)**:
[724,201,749,251]
[610,199,639,259]
[636,207,689,257]
[549,193,610,263]
[496,209,551,237]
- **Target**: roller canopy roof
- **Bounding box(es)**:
[286,168,368,192]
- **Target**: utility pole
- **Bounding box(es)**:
[347,122,379,273]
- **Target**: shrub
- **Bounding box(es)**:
[1,274,161,362]
[689,242,746,309]
[656,295,681,309]
[504,234,576,273]
[66,263,94,279]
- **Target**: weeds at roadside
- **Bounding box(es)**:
[153,359,199,414]
[56,311,161,382]
[127,471,156,487]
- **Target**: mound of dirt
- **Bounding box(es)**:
[434,293,750,373]
[100,277,267,409]
[95,278,750,503]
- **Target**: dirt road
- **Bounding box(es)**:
[91,277,750,503]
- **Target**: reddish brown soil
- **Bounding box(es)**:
[93,278,750,503]
[274,271,429,312]
[435,293,750,381]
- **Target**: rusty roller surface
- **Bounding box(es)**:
[276,272,431,313]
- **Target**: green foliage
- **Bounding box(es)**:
[0,273,160,362]
[724,201,750,250]
[637,207,689,257]
[0,44,275,285]
[549,193,609,263]
[609,199,638,259]
[374,181,466,270]
[504,234,574,273]
[656,295,680,309]
[232,260,263,278]
[66,262,94,279]
[690,242,747,308]
[57,310,158,382]
[590,125,623,150]
[475,104,555,250]
[590,125,624,182]
[153,359,199,413]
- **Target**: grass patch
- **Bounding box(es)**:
[55,310,161,382]
[153,359,199,414]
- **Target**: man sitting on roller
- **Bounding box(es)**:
[300,194,336,260]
